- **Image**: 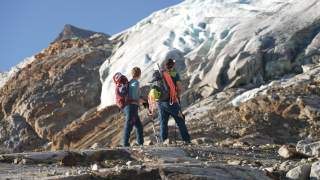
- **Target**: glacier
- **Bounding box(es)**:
[99,0,320,108]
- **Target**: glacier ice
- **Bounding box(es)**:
[98,0,320,108]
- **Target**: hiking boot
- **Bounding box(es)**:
[181,141,191,146]
[163,139,171,145]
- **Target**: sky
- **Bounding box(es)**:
[0,0,182,72]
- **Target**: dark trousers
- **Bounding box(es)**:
[157,102,191,143]
[123,104,144,147]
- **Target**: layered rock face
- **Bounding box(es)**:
[52,105,122,150]
[0,1,320,179]
[0,0,318,156]
[0,25,113,151]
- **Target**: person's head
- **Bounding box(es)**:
[150,70,161,83]
[131,67,141,79]
[165,59,175,70]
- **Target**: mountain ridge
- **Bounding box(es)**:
[53,24,109,43]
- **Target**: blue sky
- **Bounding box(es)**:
[0,0,182,72]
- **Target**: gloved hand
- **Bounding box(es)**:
[148,110,153,116]
[142,102,149,109]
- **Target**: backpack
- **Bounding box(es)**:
[148,70,178,112]
[149,70,169,100]
[113,72,129,109]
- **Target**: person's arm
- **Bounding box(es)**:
[175,73,182,98]
[176,81,182,98]
[137,81,148,105]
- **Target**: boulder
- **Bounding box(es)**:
[286,164,311,180]
[310,161,320,180]
[298,96,320,121]
[296,139,320,157]
[279,160,297,172]
[1,114,44,152]
[278,145,299,159]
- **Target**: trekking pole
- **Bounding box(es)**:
[143,100,159,144]
[174,122,177,145]
[152,120,159,144]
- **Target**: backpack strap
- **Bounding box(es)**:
[162,71,178,105]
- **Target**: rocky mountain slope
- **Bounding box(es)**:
[0,56,35,88]
[0,0,320,179]
[0,25,113,152]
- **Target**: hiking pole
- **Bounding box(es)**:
[174,121,177,145]
[145,101,160,144]
[143,100,159,144]
[151,120,159,144]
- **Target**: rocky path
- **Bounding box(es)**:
[0,144,280,179]
[0,163,90,180]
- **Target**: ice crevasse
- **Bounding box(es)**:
[98,0,318,108]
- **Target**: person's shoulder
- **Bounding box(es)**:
[130,79,139,85]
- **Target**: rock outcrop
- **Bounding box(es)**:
[0,114,45,152]
[296,139,320,157]
[54,24,108,43]
[52,105,122,150]
[286,164,311,180]
[0,25,113,152]
[311,161,320,179]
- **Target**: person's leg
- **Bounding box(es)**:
[169,103,191,143]
[158,102,170,142]
[122,105,134,147]
[133,105,144,145]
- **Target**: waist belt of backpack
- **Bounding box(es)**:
[127,98,139,104]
